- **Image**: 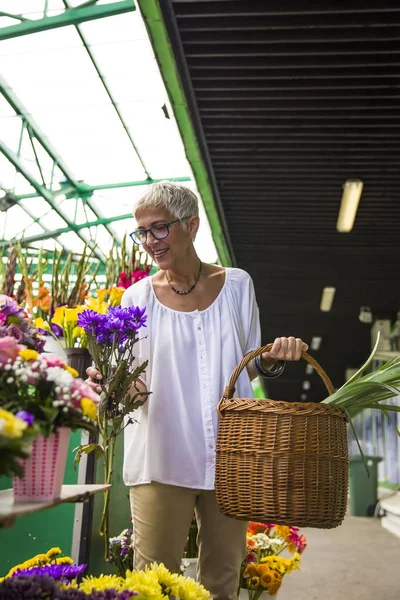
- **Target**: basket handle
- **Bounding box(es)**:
[220,343,335,403]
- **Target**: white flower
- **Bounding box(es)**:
[6,377,14,384]
[46,367,74,387]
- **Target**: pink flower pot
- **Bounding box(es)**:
[13,427,70,503]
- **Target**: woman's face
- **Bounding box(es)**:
[135,205,198,269]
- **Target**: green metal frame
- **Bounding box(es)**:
[138,0,232,266]
[0,213,134,247]
[0,1,135,41]
[0,75,118,256]
[0,139,104,261]
[14,177,191,200]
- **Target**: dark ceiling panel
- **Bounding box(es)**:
[162,0,400,402]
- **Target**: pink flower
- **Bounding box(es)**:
[71,378,100,404]
[42,354,66,368]
[246,552,257,564]
[0,336,24,365]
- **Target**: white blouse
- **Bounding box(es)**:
[121,267,261,490]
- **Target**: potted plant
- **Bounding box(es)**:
[0,335,100,502]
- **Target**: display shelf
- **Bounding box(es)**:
[0,484,110,528]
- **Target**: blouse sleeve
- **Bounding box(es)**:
[239,270,262,354]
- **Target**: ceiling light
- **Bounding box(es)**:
[320,287,336,312]
[301,393,308,401]
[305,364,314,375]
[302,381,310,390]
[311,336,322,351]
[336,179,363,232]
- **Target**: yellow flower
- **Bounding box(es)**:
[65,308,78,324]
[259,568,274,589]
[79,574,123,593]
[248,576,260,590]
[174,574,211,600]
[0,408,27,440]
[35,317,50,331]
[273,525,290,539]
[18,349,39,361]
[108,287,125,307]
[149,562,180,593]
[73,326,85,340]
[54,556,74,565]
[52,306,66,327]
[85,295,108,314]
[64,365,79,378]
[81,398,97,420]
[46,547,62,559]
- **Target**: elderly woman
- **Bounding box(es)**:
[87,181,307,600]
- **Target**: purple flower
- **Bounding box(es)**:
[13,563,87,580]
[0,295,24,318]
[78,310,107,333]
[15,411,35,426]
[51,323,63,338]
[0,575,139,599]
[5,324,24,343]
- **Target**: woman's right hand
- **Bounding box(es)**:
[86,366,103,393]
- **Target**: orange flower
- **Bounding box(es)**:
[32,282,51,314]
[248,521,268,535]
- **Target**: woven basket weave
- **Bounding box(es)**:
[215,344,349,529]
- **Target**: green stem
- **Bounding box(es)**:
[99,419,116,559]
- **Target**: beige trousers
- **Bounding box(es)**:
[130,482,248,600]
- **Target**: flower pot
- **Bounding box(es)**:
[43,335,67,359]
[182,557,198,580]
[65,347,92,379]
[13,428,70,502]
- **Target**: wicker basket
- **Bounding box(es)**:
[215,344,349,529]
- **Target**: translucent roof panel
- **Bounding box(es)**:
[0,1,219,264]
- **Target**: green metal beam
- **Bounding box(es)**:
[138,0,233,266]
[12,177,191,200]
[0,140,104,262]
[0,1,135,41]
[0,213,133,248]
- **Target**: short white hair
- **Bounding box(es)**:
[134,181,199,226]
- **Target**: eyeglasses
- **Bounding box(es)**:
[129,218,189,245]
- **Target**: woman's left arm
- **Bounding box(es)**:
[246,336,308,381]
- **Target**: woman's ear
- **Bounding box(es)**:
[188,215,200,239]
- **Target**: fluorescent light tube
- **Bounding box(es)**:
[337,179,363,232]
[320,287,336,312]
[311,336,322,351]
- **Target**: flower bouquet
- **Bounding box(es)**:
[0,336,99,500]
[239,522,306,599]
[76,304,148,557]
[109,529,134,577]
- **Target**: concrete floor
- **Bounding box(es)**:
[279,517,400,600]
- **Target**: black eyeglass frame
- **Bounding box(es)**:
[129,218,189,245]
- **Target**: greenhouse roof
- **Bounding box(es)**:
[0,0,220,264]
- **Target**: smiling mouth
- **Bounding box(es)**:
[153,249,168,259]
